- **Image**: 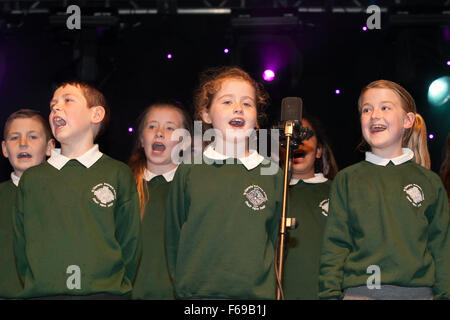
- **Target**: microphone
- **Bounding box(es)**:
[281,97,303,123]
[277,97,313,148]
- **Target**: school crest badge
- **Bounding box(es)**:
[403,184,424,207]
[319,199,329,216]
[243,185,268,211]
[91,183,116,207]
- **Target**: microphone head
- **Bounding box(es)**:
[281,97,303,122]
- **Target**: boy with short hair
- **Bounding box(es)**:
[1,109,54,298]
[13,82,142,299]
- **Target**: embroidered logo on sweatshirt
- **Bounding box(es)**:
[319,198,329,216]
[91,183,116,207]
[243,185,268,211]
[403,184,424,207]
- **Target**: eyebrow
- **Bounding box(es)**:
[217,94,255,101]
[147,120,178,125]
[50,93,77,105]
[8,130,39,135]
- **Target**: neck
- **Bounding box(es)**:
[60,139,95,158]
[292,171,315,181]
[13,170,23,178]
[214,137,250,158]
[146,161,177,176]
[371,144,403,159]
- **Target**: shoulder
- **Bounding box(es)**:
[404,162,446,189]
[20,161,51,182]
[332,161,367,182]
[97,154,134,176]
[0,179,13,191]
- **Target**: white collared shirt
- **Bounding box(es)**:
[143,166,178,183]
[11,172,20,187]
[47,144,103,170]
[365,148,414,166]
[290,173,328,186]
[203,144,265,171]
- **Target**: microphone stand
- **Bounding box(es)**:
[276,120,295,300]
[275,121,313,300]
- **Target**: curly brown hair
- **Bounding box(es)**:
[193,66,270,134]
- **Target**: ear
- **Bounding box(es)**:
[201,109,212,124]
[46,139,55,157]
[91,106,106,124]
[315,145,323,159]
[403,112,415,129]
[1,140,9,159]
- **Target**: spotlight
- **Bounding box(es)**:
[428,76,450,107]
[335,89,341,95]
[447,60,450,66]
[128,127,134,133]
[362,26,368,31]
[166,53,173,59]
[224,48,229,54]
[428,133,435,140]
[262,69,275,82]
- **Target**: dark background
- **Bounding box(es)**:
[1,0,449,182]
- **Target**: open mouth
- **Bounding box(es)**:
[229,118,245,128]
[152,142,166,154]
[53,116,67,131]
[370,124,387,133]
[17,152,32,160]
[292,150,306,163]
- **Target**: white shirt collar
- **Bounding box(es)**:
[143,166,178,182]
[11,172,20,187]
[203,144,264,171]
[365,148,414,166]
[47,144,103,170]
[290,173,328,186]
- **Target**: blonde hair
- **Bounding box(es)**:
[358,80,431,169]
[128,100,193,220]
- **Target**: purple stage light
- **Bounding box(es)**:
[224,48,229,54]
[428,133,435,140]
[362,26,368,31]
[447,60,450,66]
[128,127,134,133]
[166,53,173,59]
[262,69,275,82]
[335,89,341,95]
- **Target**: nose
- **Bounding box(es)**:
[233,102,244,114]
[19,136,28,148]
[155,128,164,138]
[371,107,382,119]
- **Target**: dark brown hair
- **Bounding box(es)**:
[304,115,339,180]
[440,134,450,201]
[3,109,53,141]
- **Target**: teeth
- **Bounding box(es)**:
[229,118,245,127]
[53,116,66,127]
[18,153,31,159]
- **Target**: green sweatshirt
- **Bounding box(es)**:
[165,155,283,299]
[0,180,23,298]
[133,175,174,300]
[13,155,142,298]
[284,176,331,300]
[319,160,450,300]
